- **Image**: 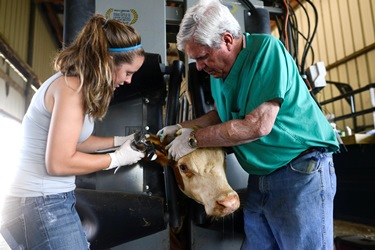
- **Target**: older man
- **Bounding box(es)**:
[158,0,339,249]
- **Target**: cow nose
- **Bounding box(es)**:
[216,192,240,212]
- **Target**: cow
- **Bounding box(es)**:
[146,134,240,217]
[75,134,241,249]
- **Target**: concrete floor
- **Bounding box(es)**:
[1,220,374,249]
[0,234,10,250]
[334,219,375,240]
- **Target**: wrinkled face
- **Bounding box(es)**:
[173,148,240,217]
[112,55,144,89]
[185,37,232,79]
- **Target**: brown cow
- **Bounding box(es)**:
[146,134,240,217]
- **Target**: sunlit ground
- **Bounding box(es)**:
[0,115,21,222]
[0,114,21,249]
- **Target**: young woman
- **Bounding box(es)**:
[0,14,145,249]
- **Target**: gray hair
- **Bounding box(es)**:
[177,0,242,51]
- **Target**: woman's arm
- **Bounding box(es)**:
[44,76,112,175]
[76,135,114,153]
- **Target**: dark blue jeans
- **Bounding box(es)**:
[242,150,336,250]
[1,191,89,249]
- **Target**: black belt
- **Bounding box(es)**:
[296,147,326,159]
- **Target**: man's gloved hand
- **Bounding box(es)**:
[156,124,182,143]
[166,128,196,161]
[105,140,145,173]
[114,134,135,147]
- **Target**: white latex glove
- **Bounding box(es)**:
[105,140,145,173]
[114,134,135,147]
[156,124,182,143]
[166,128,196,161]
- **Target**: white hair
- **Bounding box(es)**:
[197,0,219,4]
[177,0,242,51]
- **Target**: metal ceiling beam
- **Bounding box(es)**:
[43,2,63,45]
[35,0,64,47]
[0,35,40,89]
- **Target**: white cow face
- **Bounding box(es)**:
[147,134,240,217]
[172,148,240,217]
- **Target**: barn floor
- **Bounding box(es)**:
[334,219,375,240]
[1,220,374,249]
[334,220,375,249]
[0,235,10,250]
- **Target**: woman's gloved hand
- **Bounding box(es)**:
[114,134,135,147]
[156,124,182,143]
[105,140,145,173]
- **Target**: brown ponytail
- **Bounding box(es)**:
[54,14,144,120]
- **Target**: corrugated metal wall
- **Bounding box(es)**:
[0,0,31,120]
[0,0,30,62]
[0,0,374,131]
[32,6,59,82]
[308,0,374,133]
[274,0,375,133]
[0,0,58,121]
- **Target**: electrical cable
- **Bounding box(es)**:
[287,3,299,63]
[238,0,256,11]
[295,0,310,73]
[274,15,284,45]
[282,0,290,51]
[300,0,319,75]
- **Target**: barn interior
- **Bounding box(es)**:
[0,0,375,249]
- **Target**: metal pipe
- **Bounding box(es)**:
[63,0,95,47]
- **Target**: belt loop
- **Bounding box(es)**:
[318,147,327,153]
[20,197,27,206]
[291,147,328,163]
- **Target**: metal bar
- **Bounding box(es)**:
[349,95,357,130]
[164,60,184,230]
[238,0,256,11]
[370,87,375,129]
[63,0,95,47]
[320,83,375,105]
[326,43,375,71]
[331,107,375,122]
[0,67,24,95]
[321,83,375,131]
[0,35,40,89]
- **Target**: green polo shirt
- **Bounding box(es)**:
[211,33,339,175]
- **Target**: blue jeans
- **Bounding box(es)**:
[0,191,89,249]
[241,150,336,250]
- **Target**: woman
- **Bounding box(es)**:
[0,14,145,249]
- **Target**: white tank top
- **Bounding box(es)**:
[8,72,94,197]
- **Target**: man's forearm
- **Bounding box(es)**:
[193,101,280,148]
[180,109,221,128]
[194,120,259,148]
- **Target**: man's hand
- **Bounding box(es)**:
[166,128,196,161]
[156,124,182,143]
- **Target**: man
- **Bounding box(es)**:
[158,0,339,249]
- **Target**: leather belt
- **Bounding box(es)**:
[297,147,326,158]
[289,147,322,164]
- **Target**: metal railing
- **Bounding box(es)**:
[320,81,375,133]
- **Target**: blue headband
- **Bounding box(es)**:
[108,44,142,52]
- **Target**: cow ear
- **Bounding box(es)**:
[146,134,170,167]
[146,133,169,147]
[153,154,169,167]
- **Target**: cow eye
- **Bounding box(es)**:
[179,164,189,173]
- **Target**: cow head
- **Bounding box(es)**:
[146,134,240,217]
